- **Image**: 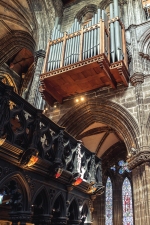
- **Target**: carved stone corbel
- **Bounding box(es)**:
[128,151,150,170]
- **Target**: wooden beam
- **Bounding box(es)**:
[44,82,63,103]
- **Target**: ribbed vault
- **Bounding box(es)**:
[58,98,140,155]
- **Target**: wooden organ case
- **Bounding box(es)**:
[40,0,129,106]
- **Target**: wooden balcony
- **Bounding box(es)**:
[40,15,129,105]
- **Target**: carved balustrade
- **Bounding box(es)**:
[0,81,103,194]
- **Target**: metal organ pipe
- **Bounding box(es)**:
[110,3,115,63]
[114,0,122,61]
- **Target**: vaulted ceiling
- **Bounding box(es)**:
[77,122,123,158]
[62,0,78,5]
[0,0,37,40]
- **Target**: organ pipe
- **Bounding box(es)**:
[45,3,127,72]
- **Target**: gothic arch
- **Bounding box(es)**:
[51,192,66,217]
[139,28,150,54]
[0,171,31,210]
[58,99,140,153]
[0,31,35,66]
[67,197,79,220]
[32,186,49,214]
[81,201,91,222]
[75,4,98,23]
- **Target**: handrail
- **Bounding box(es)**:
[0,81,102,193]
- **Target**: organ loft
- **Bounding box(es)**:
[0,0,150,225]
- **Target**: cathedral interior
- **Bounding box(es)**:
[0,0,150,225]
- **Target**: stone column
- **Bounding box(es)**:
[9,211,32,225]
[113,178,123,225]
[128,152,150,225]
[130,73,149,151]
[28,49,46,109]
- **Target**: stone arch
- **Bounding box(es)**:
[0,31,36,66]
[51,192,66,217]
[32,186,49,214]
[75,4,98,24]
[139,28,150,54]
[81,201,91,223]
[0,171,31,211]
[67,197,79,220]
[58,99,140,153]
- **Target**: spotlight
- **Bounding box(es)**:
[54,105,57,108]
[75,99,79,103]
[80,97,84,101]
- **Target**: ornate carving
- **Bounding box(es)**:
[88,154,96,184]
[72,141,84,174]
[25,175,35,196]
[0,85,13,141]
[128,151,150,170]
[130,73,144,86]
[9,211,32,224]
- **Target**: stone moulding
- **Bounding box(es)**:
[128,151,150,170]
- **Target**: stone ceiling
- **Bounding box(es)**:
[77,122,123,158]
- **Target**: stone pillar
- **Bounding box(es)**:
[28,49,46,109]
[113,178,123,225]
[51,217,68,225]
[130,73,149,151]
[128,152,150,225]
[9,211,32,225]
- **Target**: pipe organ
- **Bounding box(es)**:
[40,0,129,106]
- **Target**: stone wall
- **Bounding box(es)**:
[61,0,100,31]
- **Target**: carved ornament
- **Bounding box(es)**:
[127,151,150,170]
[130,73,144,86]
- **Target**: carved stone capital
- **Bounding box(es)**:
[35,49,46,59]
[9,211,32,223]
[127,151,150,170]
[32,214,52,225]
[51,217,68,225]
[130,73,144,86]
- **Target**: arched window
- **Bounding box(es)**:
[105,177,113,225]
[122,177,134,225]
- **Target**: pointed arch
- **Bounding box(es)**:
[122,177,134,225]
[58,99,140,153]
[80,201,91,223]
[32,186,49,214]
[0,172,31,210]
[139,28,150,54]
[68,198,79,220]
[51,192,66,217]
[105,177,113,225]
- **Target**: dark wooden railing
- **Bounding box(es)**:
[0,81,103,194]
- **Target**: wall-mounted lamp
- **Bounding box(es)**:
[75,96,85,103]
[72,177,83,186]
[55,168,63,178]
[27,155,38,167]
